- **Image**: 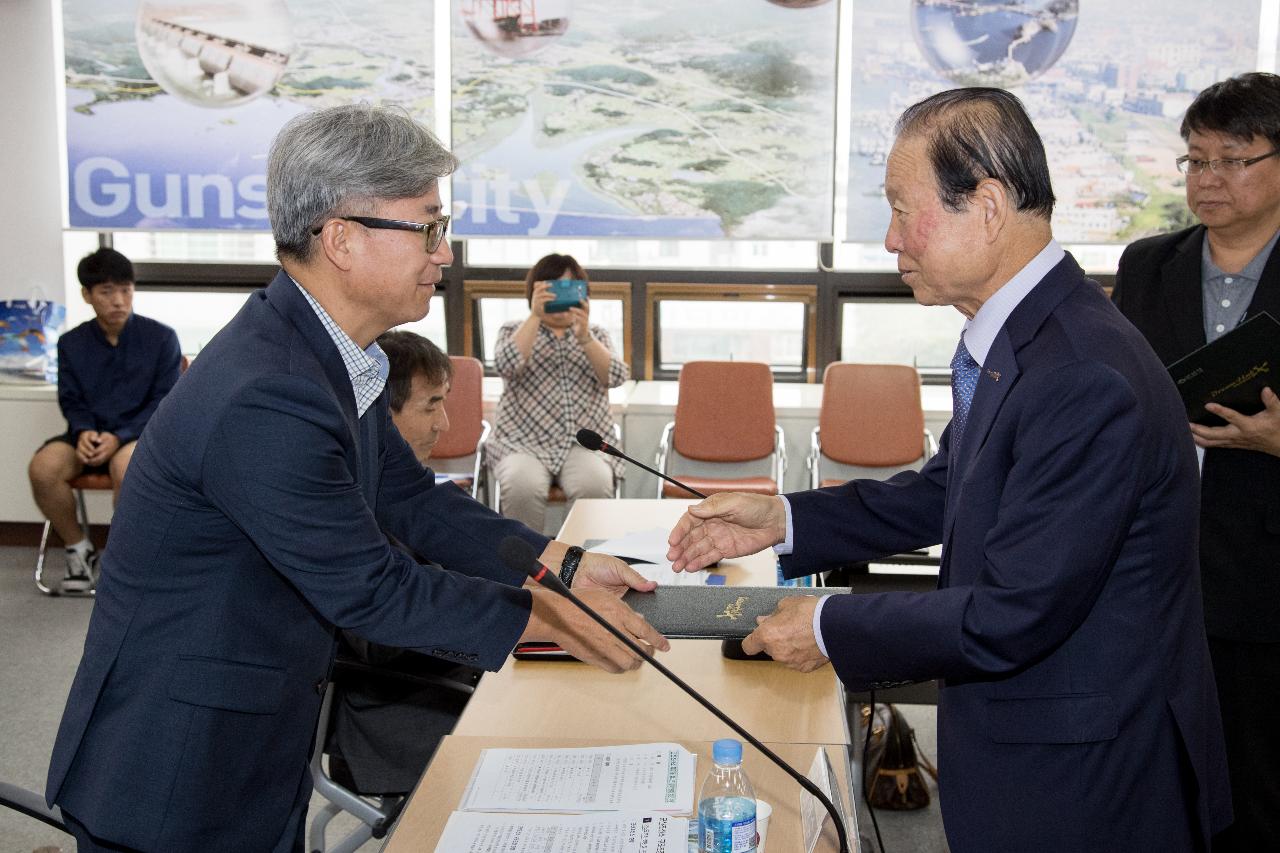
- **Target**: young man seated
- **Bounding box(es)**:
[27,248,181,593]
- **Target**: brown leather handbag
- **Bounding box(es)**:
[864,704,939,811]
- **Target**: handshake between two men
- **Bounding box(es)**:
[544,493,824,675]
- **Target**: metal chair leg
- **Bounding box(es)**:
[74,489,99,594]
[35,485,102,597]
[34,520,56,595]
[75,489,90,537]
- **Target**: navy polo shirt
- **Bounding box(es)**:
[56,314,182,444]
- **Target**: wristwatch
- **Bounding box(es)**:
[559,545,585,587]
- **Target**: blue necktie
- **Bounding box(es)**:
[950,334,981,450]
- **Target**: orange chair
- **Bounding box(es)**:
[654,361,785,498]
[808,362,936,489]
[428,356,490,501]
[34,356,190,595]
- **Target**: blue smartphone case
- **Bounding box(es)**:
[544,279,587,313]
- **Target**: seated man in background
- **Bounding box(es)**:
[378,329,451,465]
[326,328,471,796]
[27,247,181,592]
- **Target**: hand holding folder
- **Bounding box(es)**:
[1166,311,1280,425]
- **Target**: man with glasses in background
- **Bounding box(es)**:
[1113,72,1280,851]
[45,104,668,853]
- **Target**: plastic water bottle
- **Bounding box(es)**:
[698,738,757,853]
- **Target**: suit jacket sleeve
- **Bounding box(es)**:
[200,374,532,670]
[375,415,549,585]
[811,361,1146,689]
[780,440,949,577]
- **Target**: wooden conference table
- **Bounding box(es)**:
[385,737,851,852]
[384,499,855,851]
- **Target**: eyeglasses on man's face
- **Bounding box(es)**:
[1175,149,1280,176]
[311,214,450,253]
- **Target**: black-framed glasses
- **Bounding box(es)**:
[1175,150,1280,176]
[311,214,450,253]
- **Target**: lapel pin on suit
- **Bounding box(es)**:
[985,369,1001,382]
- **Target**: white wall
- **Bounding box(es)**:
[0,0,67,305]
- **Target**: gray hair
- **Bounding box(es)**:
[267,103,458,262]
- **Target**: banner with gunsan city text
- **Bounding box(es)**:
[450,0,838,239]
[845,0,1262,245]
[62,0,436,230]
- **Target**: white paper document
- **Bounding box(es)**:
[628,560,709,587]
[459,743,697,814]
[591,529,709,586]
[434,811,689,853]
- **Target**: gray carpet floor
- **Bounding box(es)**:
[0,545,947,852]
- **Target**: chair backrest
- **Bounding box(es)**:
[673,361,776,462]
[431,356,485,460]
[819,363,924,467]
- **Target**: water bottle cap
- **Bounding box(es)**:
[712,738,742,764]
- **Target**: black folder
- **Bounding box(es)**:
[621,585,848,639]
[1166,312,1280,426]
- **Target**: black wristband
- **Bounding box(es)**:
[559,546,585,587]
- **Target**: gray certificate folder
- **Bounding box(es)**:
[1166,312,1280,425]
[621,585,848,639]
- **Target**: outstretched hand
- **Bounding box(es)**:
[666,493,787,572]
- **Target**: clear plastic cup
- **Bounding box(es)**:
[755,799,772,852]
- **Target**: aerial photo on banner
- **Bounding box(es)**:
[62,0,436,230]
[845,0,1262,245]
[450,0,838,239]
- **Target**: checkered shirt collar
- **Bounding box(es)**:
[291,278,388,417]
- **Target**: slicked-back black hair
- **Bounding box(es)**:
[896,87,1054,219]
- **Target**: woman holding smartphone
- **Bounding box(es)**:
[488,253,629,532]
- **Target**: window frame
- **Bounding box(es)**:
[644,282,818,383]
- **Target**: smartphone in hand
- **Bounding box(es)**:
[544,279,588,313]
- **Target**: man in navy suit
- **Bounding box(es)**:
[46,104,667,852]
[667,89,1231,851]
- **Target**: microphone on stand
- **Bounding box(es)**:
[576,428,708,499]
[499,536,850,853]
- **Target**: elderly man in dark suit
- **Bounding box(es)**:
[1113,71,1280,852]
[45,104,667,853]
[667,88,1231,852]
